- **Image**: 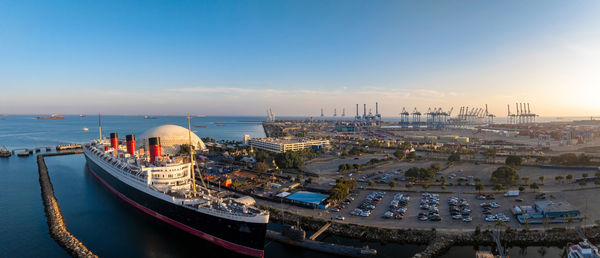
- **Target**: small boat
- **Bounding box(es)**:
[194,125,207,128]
[80,114,86,117]
[0,146,11,158]
[83,128,89,131]
[144,115,158,119]
[17,151,30,157]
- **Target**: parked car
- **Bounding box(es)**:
[335,216,345,221]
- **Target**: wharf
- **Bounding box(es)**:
[266,230,377,257]
[56,144,82,151]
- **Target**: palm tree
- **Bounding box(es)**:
[476,184,484,194]
[555,175,564,184]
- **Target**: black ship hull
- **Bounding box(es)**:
[85,156,267,257]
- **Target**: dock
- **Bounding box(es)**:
[266,230,376,257]
[491,231,506,258]
[308,222,331,240]
[56,144,82,151]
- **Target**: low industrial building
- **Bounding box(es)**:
[535,200,581,218]
[514,200,582,224]
[245,136,330,153]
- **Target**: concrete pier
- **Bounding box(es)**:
[37,151,97,258]
[308,222,331,240]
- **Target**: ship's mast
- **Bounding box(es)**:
[98,113,102,140]
[186,113,210,197]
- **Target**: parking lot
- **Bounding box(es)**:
[257,187,599,232]
[330,189,592,230]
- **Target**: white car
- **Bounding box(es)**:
[335,216,345,221]
[384,211,394,218]
[462,216,473,222]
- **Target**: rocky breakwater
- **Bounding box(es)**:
[412,233,459,258]
[37,152,97,258]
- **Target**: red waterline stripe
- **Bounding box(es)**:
[87,165,264,258]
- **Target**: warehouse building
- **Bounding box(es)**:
[535,200,580,218]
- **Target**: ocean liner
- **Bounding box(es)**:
[83,116,269,257]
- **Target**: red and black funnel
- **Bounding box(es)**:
[110,133,119,149]
[149,137,161,162]
[126,134,136,155]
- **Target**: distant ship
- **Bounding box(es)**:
[0,146,11,158]
[37,114,65,119]
[83,121,268,257]
[80,114,86,117]
[568,240,600,258]
[83,128,89,131]
[144,115,158,119]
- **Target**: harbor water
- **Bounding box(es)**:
[0,115,564,257]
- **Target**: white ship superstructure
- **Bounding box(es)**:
[82,118,268,257]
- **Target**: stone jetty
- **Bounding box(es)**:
[37,151,97,258]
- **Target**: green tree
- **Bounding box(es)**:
[406,152,417,160]
[582,173,589,179]
[530,182,540,192]
[521,177,530,184]
[405,167,436,181]
[493,184,503,190]
[491,166,520,184]
[389,181,397,188]
[393,149,405,160]
[368,181,376,187]
[430,162,441,172]
[329,180,357,202]
[505,155,523,167]
[539,176,545,184]
[555,175,564,184]
[566,174,573,183]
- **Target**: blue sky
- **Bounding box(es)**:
[1,1,599,116]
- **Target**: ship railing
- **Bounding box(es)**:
[195,203,262,218]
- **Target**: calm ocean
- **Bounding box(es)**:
[0,115,563,257]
